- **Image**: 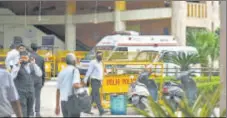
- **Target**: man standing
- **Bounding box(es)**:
[55,53,84,117]
[7,44,26,79]
[5,44,25,71]
[83,51,108,116]
[12,50,42,117]
[0,68,23,117]
[30,43,45,117]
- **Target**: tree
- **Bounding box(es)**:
[186,29,220,69]
[164,52,199,71]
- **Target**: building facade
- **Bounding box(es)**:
[0,1,220,51]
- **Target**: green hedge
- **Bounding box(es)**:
[197,81,220,93]
[154,76,220,83]
[153,76,220,93]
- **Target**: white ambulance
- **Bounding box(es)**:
[79,31,181,76]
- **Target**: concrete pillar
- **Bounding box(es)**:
[206,1,220,31]
[114,0,126,31]
[206,1,212,31]
[171,1,187,46]
[0,25,4,48]
[212,1,221,30]
[220,1,226,114]
[65,1,76,51]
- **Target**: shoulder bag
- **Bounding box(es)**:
[67,68,92,114]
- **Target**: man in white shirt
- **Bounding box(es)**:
[5,44,26,71]
[55,53,84,117]
[83,51,108,116]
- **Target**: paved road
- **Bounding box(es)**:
[40,81,142,117]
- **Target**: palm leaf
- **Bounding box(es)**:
[162,97,177,117]
[166,52,199,71]
[134,107,151,117]
[138,84,224,117]
[221,109,226,117]
[192,94,203,113]
[147,96,168,117]
[178,99,195,117]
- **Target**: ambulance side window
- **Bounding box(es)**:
[162,51,177,63]
[112,47,128,59]
[116,47,128,51]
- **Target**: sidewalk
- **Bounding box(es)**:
[40,81,142,117]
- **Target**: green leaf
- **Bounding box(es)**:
[162,98,177,117]
[134,107,151,117]
[147,96,168,117]
[221,109,226,117]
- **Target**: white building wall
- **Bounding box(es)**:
[0,8,65,50]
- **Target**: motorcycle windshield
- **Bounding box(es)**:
[146,80,158,101]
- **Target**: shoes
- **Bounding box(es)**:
[99,110,109,116]
[35,113,42,117]
[85,111,94,115]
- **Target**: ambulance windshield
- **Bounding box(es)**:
[83,46,115,60]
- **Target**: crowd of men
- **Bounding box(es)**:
[0,43,45,117]
[0,43,108,117]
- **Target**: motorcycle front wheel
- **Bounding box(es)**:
[136,97,149,110]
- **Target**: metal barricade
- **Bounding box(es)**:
[100,61,164,108]
[0,49,8,69]
[1,49,88,79]
[37,50,56,80]
[56,50,88,76]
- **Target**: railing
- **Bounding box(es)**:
[187,3,207,18]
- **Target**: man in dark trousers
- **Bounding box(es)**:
[30,43,45,117]
[83,51,108,116]
[12,50,42,117]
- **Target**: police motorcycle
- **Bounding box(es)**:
[128,71,158,111]
[162,70,197,110]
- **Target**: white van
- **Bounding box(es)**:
[79,31,178,75]
[79,31,200,77]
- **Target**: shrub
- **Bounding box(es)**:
[135,84,226,117]
[153,76,220,93]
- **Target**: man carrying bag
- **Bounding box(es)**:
[55,53,92,117]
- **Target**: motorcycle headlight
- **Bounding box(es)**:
[132,96,140,105]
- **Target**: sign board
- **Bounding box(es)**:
[42,35,55,46]
[101,74,138,93]
[13,36,23,44]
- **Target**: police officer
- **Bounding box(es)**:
[12,50,42,117]
[30,43,45,117]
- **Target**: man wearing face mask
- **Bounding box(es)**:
[83,51,108,116]
[12,50,42,117]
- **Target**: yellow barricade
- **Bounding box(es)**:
[1,49,89,79]
[38,50,56,80]
[100,61,164,108]
[56,51,88,75]
[101,74,138,94]
[0,49,8,69]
